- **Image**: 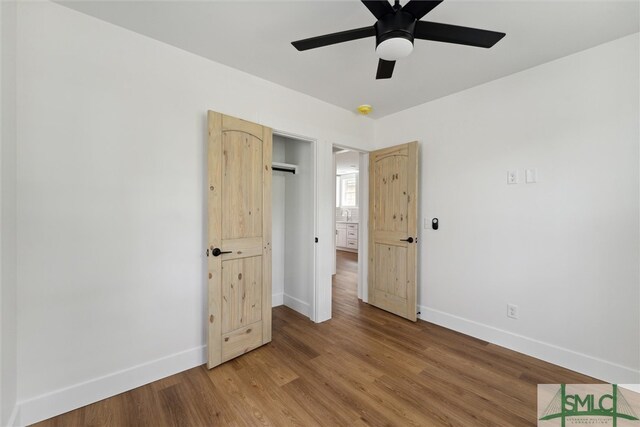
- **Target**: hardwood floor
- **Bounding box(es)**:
[35,250,598,426]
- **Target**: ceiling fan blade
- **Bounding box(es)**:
[292,26,376,51]
[361,0,394,20]
[401,0,443,20]
[414,21,505,48]
[376,59,395,79]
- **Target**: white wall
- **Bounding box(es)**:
[283,138,315,316]
[271,138,286,307]
[15,2,374,424]
[375,33,640,383]
[1,1,19,425]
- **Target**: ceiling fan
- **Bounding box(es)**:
[291,0,505,79]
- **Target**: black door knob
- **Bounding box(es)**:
[400,237,414,243]
[211,248,232,257]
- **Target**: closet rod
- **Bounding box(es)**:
[272,166,296,174]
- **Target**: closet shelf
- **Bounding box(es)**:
[272,162,297,174]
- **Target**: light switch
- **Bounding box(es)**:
[525,168,538,184]
[507,170,519,185]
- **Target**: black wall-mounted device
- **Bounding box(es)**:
[432,218,439,230]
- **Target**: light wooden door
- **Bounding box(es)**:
[368,142,418,321]
[207,111,272,369]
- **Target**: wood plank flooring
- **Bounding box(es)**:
[35,250,598,426]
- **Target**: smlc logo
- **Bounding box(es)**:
[538,384,640,426]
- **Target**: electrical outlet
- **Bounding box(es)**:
[507,170,519,185]
[507,303,519,319]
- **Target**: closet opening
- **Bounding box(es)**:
[272,133,316,320]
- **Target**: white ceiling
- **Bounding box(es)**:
[59,1,639,118]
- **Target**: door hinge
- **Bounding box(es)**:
[315,237,319,243]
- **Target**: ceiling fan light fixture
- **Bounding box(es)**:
[375,36,414,61]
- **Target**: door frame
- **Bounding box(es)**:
[272,129,319,321]
[358,151,370,303]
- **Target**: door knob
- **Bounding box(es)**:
[400,237,414,243]
[211,248,232,257]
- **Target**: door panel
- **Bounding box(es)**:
[207,111,272,369]
[221,321,263,361]
[221,256,262,333]
[368,142,418,321]
[374,244,407,298]
[221,131,263,239]
[374,154,408,232]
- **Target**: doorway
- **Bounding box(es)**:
[332,146,369,309]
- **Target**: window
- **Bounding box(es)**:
[336,173,358,208]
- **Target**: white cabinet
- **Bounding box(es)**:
[336,225,347,247]
[336,222,358,252]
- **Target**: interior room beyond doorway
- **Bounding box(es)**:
[333,147,361,305]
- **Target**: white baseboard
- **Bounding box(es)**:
[17,345,206,426]
[419,306,640,384]
[283,293,310,317]
[7,404,20,427]
[272,292,284,307]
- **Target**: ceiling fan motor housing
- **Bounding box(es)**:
[375,11,416,48]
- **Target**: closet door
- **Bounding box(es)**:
[207,111,272,369]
